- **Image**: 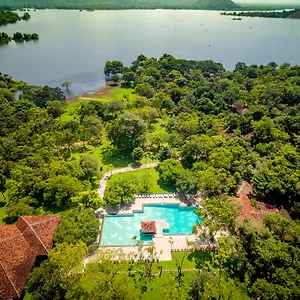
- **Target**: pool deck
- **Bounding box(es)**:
[96,194,202,261]
[96,193,198,217]
[100,234,198,261]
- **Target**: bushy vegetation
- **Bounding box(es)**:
[54,208,99,246]
[0,32,39,44]
[0,9,21,25]
[0,74,104,222]
[12,32,39,41]
[0,9,31,25]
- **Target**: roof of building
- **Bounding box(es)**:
[236,180,254,196]
[0,215,60,299]
[141,221,157,234]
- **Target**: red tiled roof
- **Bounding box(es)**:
[16,216,61,255]
[0,216,60,299]
[236,181,282,221]
[141,221,156,234]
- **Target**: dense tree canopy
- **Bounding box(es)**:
[0,9,21,25]
[106,54,300,218]
[54,209,99,246]
[1,53,300,299]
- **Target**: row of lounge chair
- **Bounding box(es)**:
[171,244,217,252]
[135,193,179,198]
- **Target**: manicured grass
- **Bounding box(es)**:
[123,270,196,299]
[105,167,176,197]
[0,193,7,225]
[160,251,212,270]
[0,205,6,225]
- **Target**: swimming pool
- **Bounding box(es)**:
[100,204,201,246]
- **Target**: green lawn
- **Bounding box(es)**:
[71,137,158,176]
[118,250,211,272]
[88,86,136,102]
[0,206,6,225]
[60,86,137,122]
[160,251,212,270]
[105,167,176,197]
[60,99,88,121]
[0,193,7,225]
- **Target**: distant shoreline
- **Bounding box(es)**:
[221,9,300,19]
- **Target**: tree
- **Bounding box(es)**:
[82,115,103,139]
[104,178,136,206]
[188,269,249,300]
[12,32,23,41]
[61,80,72,92]
[21,85,66,108]
[158,159,184,185]
[54,209,99,246]
[135,83,155,99]
[197,196,238,241]
[237,216,300,299]
[46,100,67,118]
[71,190,103,209]
[79,156,99,182]
[108,112,147,155]
[104,60,124,77]
[109,74,120,85]
[43,175,83,206]
[82,248,139,300]
[22,12,31,20]
[132,147,144,162]
[26,243,87,300]
[176,170,198,194]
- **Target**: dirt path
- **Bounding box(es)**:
[97,162,161,198]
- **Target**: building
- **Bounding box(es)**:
[141,221,157,235]
[0,215,60,299]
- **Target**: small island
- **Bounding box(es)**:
[221,9,300,19]
[0,31,39,44]
[0,9,31,26]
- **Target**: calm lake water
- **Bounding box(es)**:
[0,10,300,96]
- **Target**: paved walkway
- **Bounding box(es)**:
[97,162,161,198]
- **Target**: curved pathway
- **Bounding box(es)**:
[97,162,161,199]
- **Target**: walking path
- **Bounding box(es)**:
[97,162,161,199]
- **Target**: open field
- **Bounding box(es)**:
[105,167,176,197]
[60,86,137,122]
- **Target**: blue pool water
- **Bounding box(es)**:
[100,204,201,246]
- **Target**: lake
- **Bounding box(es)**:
[0,9,299,97]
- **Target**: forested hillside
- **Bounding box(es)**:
[0,0,239,10]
